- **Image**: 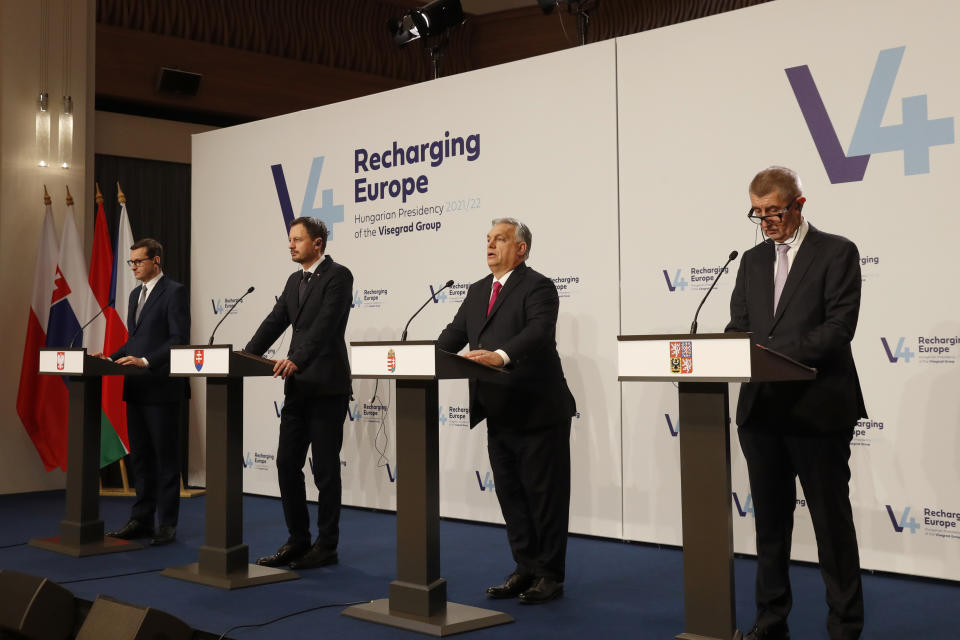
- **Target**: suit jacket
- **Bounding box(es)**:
[726,224,867,432]
[111,275,190,404]
[245,255,352,396]
[437,262,576,430]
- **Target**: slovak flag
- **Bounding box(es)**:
[42,200,108,470]
[194,349,204,371]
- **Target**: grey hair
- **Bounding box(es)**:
[490,217,532,259]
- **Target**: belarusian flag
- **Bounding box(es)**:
[90,186,128,467]
[16,189,64,470]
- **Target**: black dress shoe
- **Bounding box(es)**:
[149,526,176,546]
[106,519,154,540]
[744,621,790,640]
[517,577,564,604]
[486,573,535,599]
[256,543,308,567]
[288,545,338,570]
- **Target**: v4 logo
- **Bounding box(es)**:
[429,284,448,303]
[273,400,285,418]
[885,505,920,534]
[438,406,447,426]
[732,492,755,518]
[787,46,955,184]
[665,413,679,437]
[663,269,688,292]
[210,299,225,315]
[385,463,396,483]
[475,471,495,492]
[271,156,345,237]
[351,289,362,308]
[242,452,253,468]
[881,337,915,363]
[346,402,362,421]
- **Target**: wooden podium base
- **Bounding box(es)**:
[29,535,142,557]
[160,562,299,590]
[342,599,513,636]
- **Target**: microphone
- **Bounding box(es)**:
[401,279,454,342]
[208,286,255,345]
[689,251,738,334]
[69,298,115,348]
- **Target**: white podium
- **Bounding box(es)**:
[618,332,815,640]
[342,340,513,637]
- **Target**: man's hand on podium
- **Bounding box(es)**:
[463,349,504,368]
[272,358,299,379]
[90,352,108,359]
[115,356,147,368]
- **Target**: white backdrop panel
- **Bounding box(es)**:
[618,0,960,580]
[191,41,623,538]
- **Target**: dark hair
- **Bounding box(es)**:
[290,217,329,252]
[749,166,803,203]
[130,238,163,261]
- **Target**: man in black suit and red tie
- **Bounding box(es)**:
[245,216,353,570]
[101,238,190,546]
[727,166,866,640]
[438,217,576,604]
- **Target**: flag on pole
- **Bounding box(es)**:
[44,189,108,470]
[112,184,137,337]
[90,184,128,467]
[16,188,65,470]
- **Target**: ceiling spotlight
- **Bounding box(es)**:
[389,0,465,48]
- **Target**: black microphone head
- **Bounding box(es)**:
[247,286,255,293]
[729,250,739,261]
[444,280,454,287]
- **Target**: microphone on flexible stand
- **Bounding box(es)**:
[69,298,115,347]
[689,251,738,334]
[401,280,454,341]
[208,286,255,345]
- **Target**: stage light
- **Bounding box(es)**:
[389,0,465,48]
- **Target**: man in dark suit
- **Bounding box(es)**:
[727,167,866,640]
[102,238,189,546]
[438,218,576,604]
[245,216,352,570]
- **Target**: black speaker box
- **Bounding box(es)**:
[0,569,74,640]
[75,596,192,640]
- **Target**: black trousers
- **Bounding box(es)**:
[276,390,348,550]
[126,401,181,528]
[738,425,864,640]
[486,418,571,582]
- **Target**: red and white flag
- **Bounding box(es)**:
[16,193,62,470]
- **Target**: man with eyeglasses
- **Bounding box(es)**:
[97,238,190,546]
[727,166,866,640]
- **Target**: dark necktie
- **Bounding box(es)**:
[299,271,311,306]
[487,281,502,316]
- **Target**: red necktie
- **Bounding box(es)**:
[487,281,502,316]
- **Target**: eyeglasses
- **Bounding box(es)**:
[126,258,155,267]
[746,202,795,224]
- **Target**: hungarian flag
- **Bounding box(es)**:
[44,200,108,470]
[90,193,128,467]
[16,193,65,470]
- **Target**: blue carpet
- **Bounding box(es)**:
[0,491,955,639]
